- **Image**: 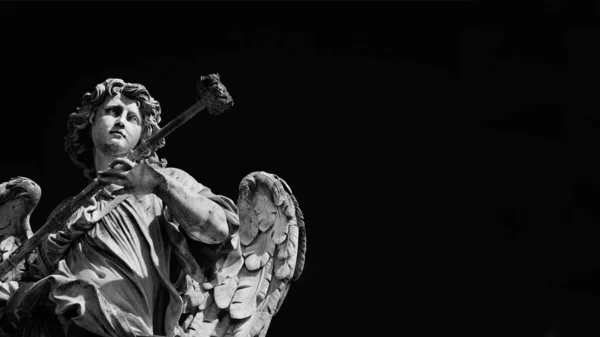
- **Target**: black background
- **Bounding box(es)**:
[1,1,599,336]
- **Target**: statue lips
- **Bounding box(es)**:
[109,129,125,138]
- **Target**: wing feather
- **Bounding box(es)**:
[230,276,286,337]
[274,224,298,280]
[243,230,275,271]
[264,279,285,315]
[216,241,244,283]
[214,314,233,337]
[271,208,288,245]
[229,267,265,319]
[276,220,295,259]
[283,200,295,218]
[192,301,220,336]
[255,190,276,232]
[290,193,306,281]
[214,276,238,309]
[238,198,259,246]
[186,310,204,334]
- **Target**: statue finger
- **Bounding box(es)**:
[120,156,136,167]
[98,169,130,179]
[97,175,128,186]
[109,158,134,170]
[111,187,132,196]
[137,158,153,167]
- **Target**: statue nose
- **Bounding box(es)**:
[114,116,125,127]
[114,111,129,125]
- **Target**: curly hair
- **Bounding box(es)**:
[65,78,167,180]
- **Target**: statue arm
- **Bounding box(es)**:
[99,158,235,245]
[155,168,229,244]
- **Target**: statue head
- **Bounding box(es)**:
[65,79,167,180]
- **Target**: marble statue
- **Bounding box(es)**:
[0,75,306,337]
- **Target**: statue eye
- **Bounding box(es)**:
[105,107,118,115]
[128,114,140,124]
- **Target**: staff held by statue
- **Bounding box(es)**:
[0,73,234,280]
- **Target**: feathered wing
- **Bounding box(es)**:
[0,177,42,337]
[0,177,41,283]
[181,172,306,337]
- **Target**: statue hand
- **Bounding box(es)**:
[97,157,165,196]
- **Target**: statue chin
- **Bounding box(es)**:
[99,142,131,157]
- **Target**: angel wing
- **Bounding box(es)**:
[0,177,40,283]
[180,171,306,337]
[0,177,42,337]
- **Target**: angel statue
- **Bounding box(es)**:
[0,74,306,337]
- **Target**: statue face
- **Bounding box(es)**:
[90,93,143,157]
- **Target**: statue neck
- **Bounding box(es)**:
[93,149,124,174]
[93,149,128,193]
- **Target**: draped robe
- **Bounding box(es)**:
[18,168,239,337]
